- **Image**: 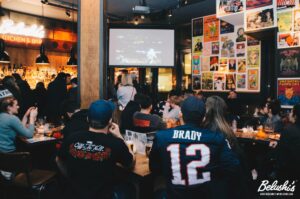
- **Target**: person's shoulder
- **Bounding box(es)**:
[65,130,90,141]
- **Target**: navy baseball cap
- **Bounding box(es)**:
[88,100,115,126]
[181,96,206,123]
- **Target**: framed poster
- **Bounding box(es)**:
[237,73,247,89]
[277,32,300,49]
[247,45,260,68]
[278,48,300,77]
[294,9,300,31]
[225,73,236,90]
[236,43,246,57]
[214,73,226,91]
[217,0,244,17]
[248,69,259,90]
[219,58,228,72]
[203,15,220,42]
[192,17,203,37]
[277,78,300,108]
[201,72,214,90]
[245,6,277,32]
[210,56,219,71]
[220,20,235,34]
[221,33,235,57]
[277,0,296,9]
[212,42,220,54]
[203,42,212,56]
[192,75,201,90]
[237,58,247,72]
[277,10,293,32]
[246,0,273,10]
[192,54,201,75]
[192,36,203,54]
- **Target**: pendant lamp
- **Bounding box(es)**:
[0,39,10,63]
[67,0,77,66]
[67,45,77,66]
[36,43,49,65]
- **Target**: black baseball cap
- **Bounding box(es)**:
[181,96,206,124]
[88,100,115,127]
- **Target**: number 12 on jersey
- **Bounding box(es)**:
[167,144,211,186]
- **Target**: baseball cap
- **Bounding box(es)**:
[88,100,115,127]
[0,89,13,100]
[181,96,206,123]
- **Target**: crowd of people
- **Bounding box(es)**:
[0,72,300,199]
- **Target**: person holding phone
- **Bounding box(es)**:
[56,99,135,199]
[0,88,38,153]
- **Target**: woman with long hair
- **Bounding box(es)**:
[203,95,253,199]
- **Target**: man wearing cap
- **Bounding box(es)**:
[56,100,134,199]
[149,96,240,199]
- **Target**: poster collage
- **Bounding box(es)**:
[192,15,261,92]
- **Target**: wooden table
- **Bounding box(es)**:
[131,154,151,177]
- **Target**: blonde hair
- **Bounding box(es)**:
[121,74,133,86]
[203,96,237,147]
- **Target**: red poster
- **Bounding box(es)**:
[278,78,300,107]
[203,15,220,42]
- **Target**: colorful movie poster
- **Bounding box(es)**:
[192,36,203,54]
[245,7,276,32]
[192,54,201,75]
[218,0,244,16]
[277,0,296,9]
[220,20,235,34]
[228,59,236,72]
[202,56,210,71]
[212,42,220,54]
[277,32,300,49]
[246,0,273,10]
[247,35,260,46]
[237,74,247,89]
[221,33,235,57]
[210,56,219,71]
[277,10,293,32]
[225,74,236,90]
[295,9,300,31]
[214,73,225,91]
[204,15,220,42]
[203,42,212,56]
[236,43,246,57]
[278,48,300,77]
[277,78,300,107]
[201,72,213,90]
[248,69,259,90]
[219,58,228,72]
[192,75,201,90]
[192,17,203,37]
[247,45,260,68]
[237,58,247,72]
[236,26,246,42]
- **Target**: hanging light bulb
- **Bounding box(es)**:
[0,39,10,63]
[36,43,49,65]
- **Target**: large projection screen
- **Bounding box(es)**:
[109,28,175,67]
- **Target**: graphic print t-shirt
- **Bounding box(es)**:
[58,131,133,198]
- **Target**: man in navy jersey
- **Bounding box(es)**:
[149,96,240,199]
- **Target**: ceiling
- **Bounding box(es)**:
[1,0,216,25]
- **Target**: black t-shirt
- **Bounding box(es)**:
[133,112,166,133]
[58,130,133,199]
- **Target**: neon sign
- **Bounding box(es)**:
[0,34,42,45]
[0,19,45,38]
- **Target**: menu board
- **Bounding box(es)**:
[191,15,261,92]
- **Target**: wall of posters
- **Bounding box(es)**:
[192,14,261,92]
[278,48,300,76]
[204,15,220,42]
[245,6,277,32]
[277,78,300,107]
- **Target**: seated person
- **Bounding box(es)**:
[152,89,181,117]
[264,100,284,133]
[133,95,166,133]
[149,96,240,199]
[61,100,89,140]
[162,94,182,122]
[56,100,134,199]
[0,88,38,153]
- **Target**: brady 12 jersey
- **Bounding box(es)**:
[149,124,240,198]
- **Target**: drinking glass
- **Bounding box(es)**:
[145,141,153,157]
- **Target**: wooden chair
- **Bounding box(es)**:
[0,152,56,199]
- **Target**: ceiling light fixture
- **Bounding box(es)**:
[66,9,71,18]
[36,3,49,65]
[140,15,145,19]
[134,18,139,25]
[41,0,48,4]
[0,39,10,64]
[167,10,173,17]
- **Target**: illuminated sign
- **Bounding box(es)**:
[0,34,42,45]
[0,19,45,38]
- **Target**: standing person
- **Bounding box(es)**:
[46,72,67,124]
[264,100,283,133]
[149,96,240,199]
[68,77,78,104]
[117,74,137,111]
[33,82,47,118]
[203,96,253,199]
[65,73,72,90]
[0,88,38,153]
[56,100,134,199]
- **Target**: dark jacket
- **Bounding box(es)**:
[33,87,47,117]
[120,101,141,134]
[62,110,89,141]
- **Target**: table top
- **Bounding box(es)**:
[235,130,280,144]
[117,153,151,177]
[18,134,59,145]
